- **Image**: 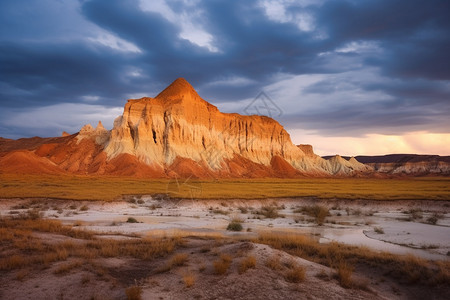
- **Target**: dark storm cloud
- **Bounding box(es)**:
[0,41,137,107]
[0,0,449,138]
[314,0,450,80]
[81,0,323,93]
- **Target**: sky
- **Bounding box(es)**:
[1,0,449,156]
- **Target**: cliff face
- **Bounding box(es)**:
[0,78,373,178]
[100,78,370,176]
[104,78,305,171]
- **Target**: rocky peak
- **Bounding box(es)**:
[77,121,109,145]
[297,144,315,157]
[79,124,94,134]
[156,78,199,101]
[95,121,106,132]
[105,78,305,169]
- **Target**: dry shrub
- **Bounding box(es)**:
[214,254,232,275]
[227,221,243,231]
[239,255,256,274]
[434,261,450,285]
[1,218,93,239]
[285,264,306,283]
[183,272,196,287]
[298,205,329,225]
[265,255,282,271]
[15,269,29,281]
[238,206,248,213]
[0,255,27,271]
[198,264,206,272]
[256,206,280,219]
[54,260,83,275]
[336,262,353,288]
[374,227,384,234]
[400,254,427,284]
[315,269,330,281]
[170,253,188,267]
[125,285,142,300]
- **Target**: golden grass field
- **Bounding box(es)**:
[0,174,449,201]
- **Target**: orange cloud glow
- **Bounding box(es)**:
[290,130,450,156]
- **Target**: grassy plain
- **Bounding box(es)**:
[0,174,449,201]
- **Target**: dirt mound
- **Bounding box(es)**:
[0,150,66,174]
[270,155,301,177]
[106,153,166,177]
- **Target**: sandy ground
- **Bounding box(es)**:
[1,231,429,300]
[1,197,449,299]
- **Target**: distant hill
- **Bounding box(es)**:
[323,154,450,175]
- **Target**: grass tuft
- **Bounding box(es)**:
[183,272,196,288]
[213,254,232,275]
[285,264,306,283]
[336,262,353,288]
[170,253,188,267]
[238,255,256,274]
[125,285,142,300]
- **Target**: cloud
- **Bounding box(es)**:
[0,103,123,139]
[290,129,450,156]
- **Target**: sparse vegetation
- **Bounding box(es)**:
[54,260,83,275]
[374,227,384,234]
[257,232,450,287]
[285,264,306,283]
[227,221,243,231]
[212,209,229,215]
[126,217,139,223]
[255,206,281,218]
[238,206,249,213]
[227,216,243,231]
[213,254,232,275]
[336,262,353,288]
[296,205,329,225]
[426,213,443,225]
[125,285,142,300]
[183,272,196,287]
[265,255,282,271]
[169,253,188,267]
[238,255,256,274]
[406,208,423,220]
[2,175,449,201]
[0,217,182,272]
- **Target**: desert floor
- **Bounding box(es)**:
[0,196,449,299]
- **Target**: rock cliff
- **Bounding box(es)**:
[0,78,374,177]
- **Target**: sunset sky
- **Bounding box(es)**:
[1,0,449,156]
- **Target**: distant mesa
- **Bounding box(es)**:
[323,154,450,175]
[0,78,448,177]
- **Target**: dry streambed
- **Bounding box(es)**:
[3,196,448,259]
